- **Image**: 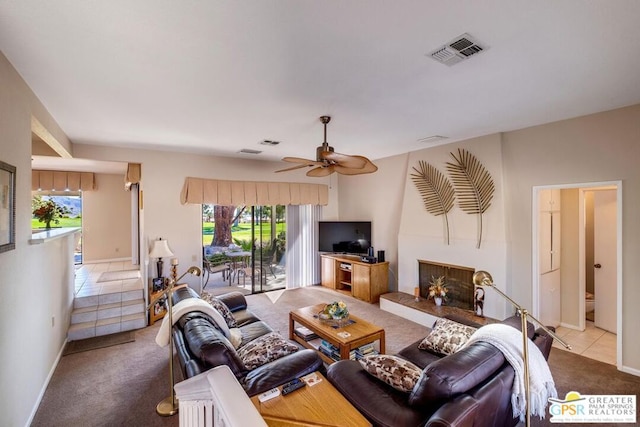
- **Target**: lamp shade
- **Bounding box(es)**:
[149,239,174,259]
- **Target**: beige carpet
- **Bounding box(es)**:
[63,331,136,356]
[97,269,141,282]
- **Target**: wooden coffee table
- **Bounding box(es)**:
[250,372,371,427]
[289,303,385,364]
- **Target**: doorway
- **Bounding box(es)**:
[532,181,622,368]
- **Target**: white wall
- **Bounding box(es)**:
[336,153,410,291]
[82,173,132,262]
[0,52,76,427]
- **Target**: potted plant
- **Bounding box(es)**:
[428,276,448,306]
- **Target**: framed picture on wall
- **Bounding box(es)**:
[0,161,16,253]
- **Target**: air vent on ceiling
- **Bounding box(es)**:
[418,135,448,144]
[260,140,280,146]
[239,148,262,155]
[428,33,486,66]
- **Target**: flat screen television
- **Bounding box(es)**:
[318,221,372,255]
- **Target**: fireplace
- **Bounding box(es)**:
[418,260,475,311]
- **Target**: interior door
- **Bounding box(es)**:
[593,190,617,333]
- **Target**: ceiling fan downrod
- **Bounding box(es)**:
[317,116,334,163]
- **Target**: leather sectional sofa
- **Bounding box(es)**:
[326,314,554,427]
[171,287,324,396]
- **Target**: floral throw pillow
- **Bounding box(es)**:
[237,332,299,370]
[201,293,237,328]
[359,354,422,393]
[418,317,477,355]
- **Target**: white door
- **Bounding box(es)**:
[593,190,617,333]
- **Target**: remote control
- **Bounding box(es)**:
[258,387,281,402]
[282,378,306,395]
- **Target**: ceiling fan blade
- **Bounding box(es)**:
[322,152,367,169]
[306,165,335,177]
[275,163,317,173]
[333,159,378,175]
[281,156,320,164]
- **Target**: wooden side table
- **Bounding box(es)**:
[250,372,371,427]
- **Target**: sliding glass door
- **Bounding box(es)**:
[251,205,286,293]
[202,204,285,293]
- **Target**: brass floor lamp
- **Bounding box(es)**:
[472,271,572,427]
[148,265,201,417]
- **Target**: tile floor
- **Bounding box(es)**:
[552,321,616,365]
[74,260,141,297]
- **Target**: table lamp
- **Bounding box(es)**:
[149,238,173,278]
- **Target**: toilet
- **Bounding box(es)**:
[586,291,595,313]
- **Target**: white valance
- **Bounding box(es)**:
[180,177,329,206]
[32,170,96,191]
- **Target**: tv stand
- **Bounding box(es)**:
[320,254,389,303]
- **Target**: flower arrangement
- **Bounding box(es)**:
[428,276,448,301]
[320,301,349,320]
[33,200,64,229]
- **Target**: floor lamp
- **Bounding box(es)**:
[472,271,572,427]
[148,265,202,416]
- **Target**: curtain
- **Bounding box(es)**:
[180,177,328,206]
[286,204,322,288]
[32,170,95,191]
[125,163,141,190]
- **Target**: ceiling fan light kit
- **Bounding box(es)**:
[276,116,378,177]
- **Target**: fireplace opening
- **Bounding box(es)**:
[418,260,475,311]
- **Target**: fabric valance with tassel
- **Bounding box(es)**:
[32,170,96,191]
[180,177,329,206]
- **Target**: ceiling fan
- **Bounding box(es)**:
[276,116,378,177]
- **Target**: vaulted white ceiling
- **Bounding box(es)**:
[3,1,640,168]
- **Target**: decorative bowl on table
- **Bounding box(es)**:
[318,301,350,327]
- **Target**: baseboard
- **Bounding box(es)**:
[620,365,640,377]
[26,337,68,426]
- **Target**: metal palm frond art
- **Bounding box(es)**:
[410,160,455,245]
[446,148,495,249]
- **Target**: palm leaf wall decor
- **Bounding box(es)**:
[410,160,455,244]
[445,148,495,249]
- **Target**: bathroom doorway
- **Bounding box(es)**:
[532,181,621,367]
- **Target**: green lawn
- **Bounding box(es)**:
[202,222,285,246]
[32,217,82,229]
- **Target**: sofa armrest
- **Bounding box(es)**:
[242,349,324,396]
[425,394,479,427]
[216,291,248,312]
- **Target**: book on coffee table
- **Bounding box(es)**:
[294,326,318,341]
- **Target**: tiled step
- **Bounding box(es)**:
[69,276,147,341]
[68,312,146,341]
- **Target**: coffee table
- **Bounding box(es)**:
[289,303,385,364]
[250,372,371,427]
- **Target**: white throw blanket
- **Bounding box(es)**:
[155,298,230,347]
[462,323,557,421]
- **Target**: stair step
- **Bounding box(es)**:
[68,313,146,341]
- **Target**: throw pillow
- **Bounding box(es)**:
[237,332,299,370]
[418,317,477,355]
[201,293,238,328]
[359,354,422,393]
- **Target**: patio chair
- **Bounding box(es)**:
[202,253,231,288]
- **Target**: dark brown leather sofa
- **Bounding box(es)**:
[326,314,554,427]
[171,287,324,396]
